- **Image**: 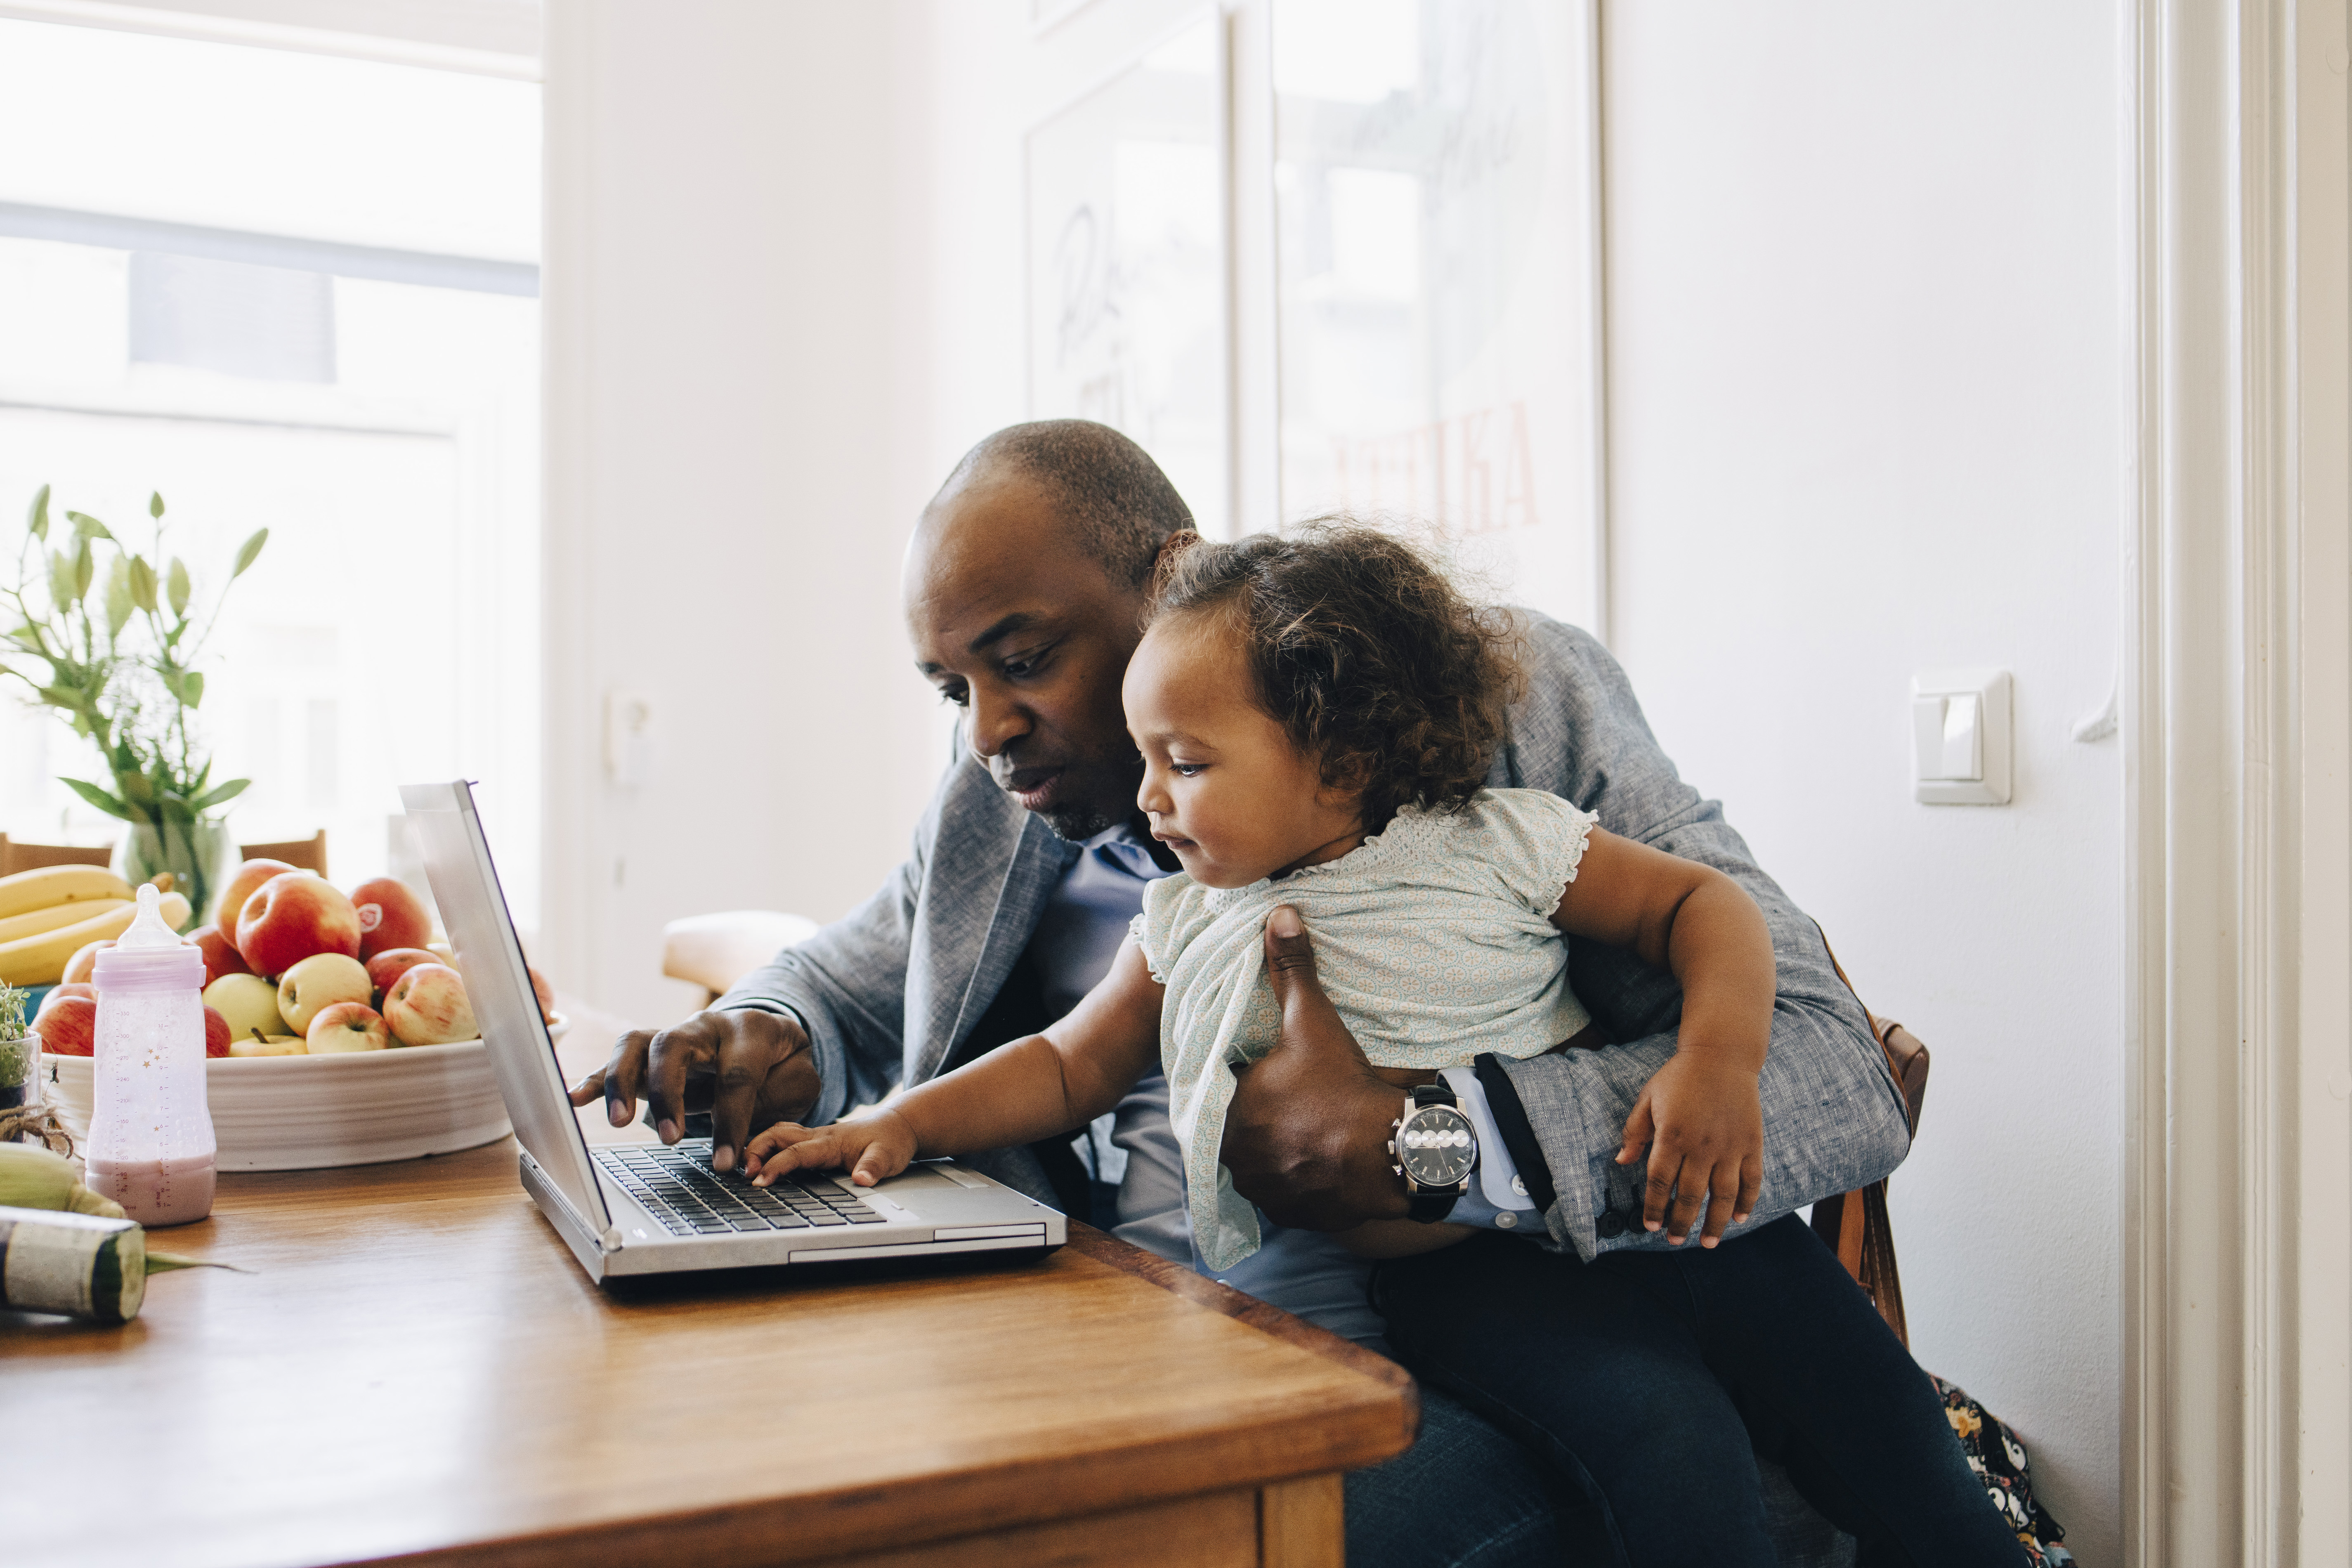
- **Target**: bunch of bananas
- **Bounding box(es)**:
[0,865,188,986]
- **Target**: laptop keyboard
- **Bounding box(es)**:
[594,1138,891,1237]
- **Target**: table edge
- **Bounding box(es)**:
[357,1226,1419,1568]
[1060,1221,1422,1420]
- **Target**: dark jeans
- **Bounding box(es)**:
[1371,1217,2027,1568]
[1346,1385,1570,1567]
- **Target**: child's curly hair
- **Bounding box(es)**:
[1147,522,1524,833]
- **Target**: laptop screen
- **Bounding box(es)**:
[400,780,613,1236]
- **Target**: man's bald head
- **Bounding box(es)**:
[930,419,1194,591]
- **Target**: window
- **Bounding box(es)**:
[0,19,541,930]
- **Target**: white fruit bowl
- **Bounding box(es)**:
[39,1015,564,1172]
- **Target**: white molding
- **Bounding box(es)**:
[1582,0,1610,646]
[0,0,539,79]
[0,202,538,295]
[1225,0,1280,538]
[2242,4,2293,1558]
[2128,0,2352,1561]
[2291,0,2352,1557]
[536,0,594,997]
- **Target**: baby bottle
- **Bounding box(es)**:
[84,882,216,1226]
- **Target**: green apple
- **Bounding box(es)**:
[277,952,371,1035]
[305,1002,389,1053]
[204,973,288,1042]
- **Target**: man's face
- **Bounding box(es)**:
[906,471,1152,841]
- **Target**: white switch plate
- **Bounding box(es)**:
[604,687,656,788]
[1912,669,2010,805]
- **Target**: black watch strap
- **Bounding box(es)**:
[1407,1186,1461,1222]
[1405,1082,1465,1222]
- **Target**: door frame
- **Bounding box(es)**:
[2124,1,2352,1562]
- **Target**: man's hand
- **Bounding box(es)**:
[744,1108,917,1188]
[1220,905,1411,1231]
[566,1008,821,1174]
[1614,1052,1764,1247]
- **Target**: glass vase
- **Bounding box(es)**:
[113,817,241,931]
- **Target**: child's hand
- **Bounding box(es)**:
[1615,1053,1764,1248]
[744,1108,917,1188]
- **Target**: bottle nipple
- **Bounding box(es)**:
[117,881,182,947]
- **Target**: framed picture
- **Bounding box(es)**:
[1025,10,1230,538]
[1270,0,1604,631]
[1029,0,1103,34]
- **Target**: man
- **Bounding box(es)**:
[574,420,1910,1565]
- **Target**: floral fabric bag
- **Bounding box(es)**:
[1933,1377,2074,1567]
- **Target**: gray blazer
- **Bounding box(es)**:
[717,612,1911,1258]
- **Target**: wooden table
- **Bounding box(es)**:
[7,1138,1416,1568]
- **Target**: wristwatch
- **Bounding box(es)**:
[1389,1081,1478,1222]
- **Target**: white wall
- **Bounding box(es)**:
[1603,6,2124,1559]
[545,3,2125,1554]
[540,0,1220,1025]
[541,0,944,1022]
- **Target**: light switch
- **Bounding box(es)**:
[604,687,656,788]
[1912,671,2011,805]
[1912,693,1981,781]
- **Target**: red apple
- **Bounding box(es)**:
[61,940,115,986]
[235,872,361,978]
[187,925,251,988]
[365,947,439,1003]
[32,993,95,1057]
[305,1001,390,1054]
[215,858,296,942]
[349,876,431,961]
[383,963,475,1046]
[49,983,94,1004]
[202,1004,230,1058]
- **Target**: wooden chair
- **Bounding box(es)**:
[1811,928,1932,1348]
[0,836,114,877]
[661,910,819,1008]
[241,831,327,878]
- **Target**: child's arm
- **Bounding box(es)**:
[743,939,1164,1188]
[1551,827,1775,1248]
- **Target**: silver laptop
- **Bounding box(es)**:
[400,780,1065,1282]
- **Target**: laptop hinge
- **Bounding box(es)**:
[523,1148,625,1255]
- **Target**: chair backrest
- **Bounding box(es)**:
[0,835,116,878]
[241,831,327,878]
[1809,923,1931,1349]
[661,909,820,1004]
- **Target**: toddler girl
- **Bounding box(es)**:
[749,527,2024,1567]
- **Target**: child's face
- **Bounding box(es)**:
[1123,612,1366,888]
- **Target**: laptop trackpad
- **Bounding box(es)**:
[852,1166,1048,1223]
[864,1167,963,1195]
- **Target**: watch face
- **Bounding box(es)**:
[1398,1104,1476,1188]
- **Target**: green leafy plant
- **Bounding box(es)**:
[0,982,29,1098]
[1,484,267,828]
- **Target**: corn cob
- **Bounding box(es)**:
[0,1161,239,1322]
[0,864,133,922]
[0,1142,127,1219]
[0,1206,148,1322]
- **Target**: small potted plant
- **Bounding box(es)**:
[1,486,267,928]
[0,983,33,1112]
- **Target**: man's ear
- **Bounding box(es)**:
[1148,528,1201,587]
